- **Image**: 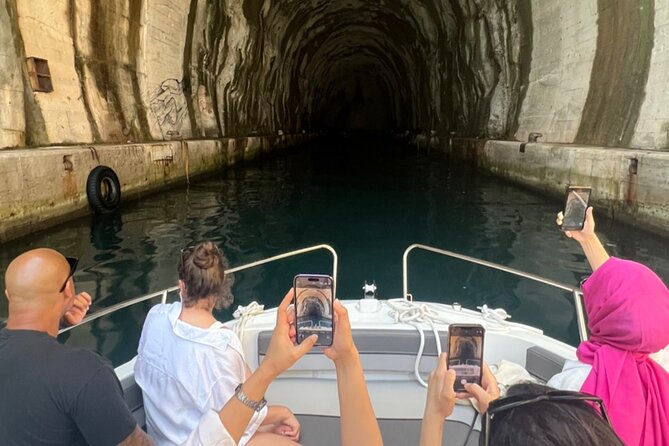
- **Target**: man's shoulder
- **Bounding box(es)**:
[59,343,112,369]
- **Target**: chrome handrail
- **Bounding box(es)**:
[58,287,178,334]
[59,244,338,334]
[402,243,588,342]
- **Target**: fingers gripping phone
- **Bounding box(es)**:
[562,186,592,231]
[293,274,334,346]
[447,324,485,392]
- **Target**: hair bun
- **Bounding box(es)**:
[192,243,220,269]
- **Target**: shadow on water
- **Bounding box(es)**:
[1,135,669,366]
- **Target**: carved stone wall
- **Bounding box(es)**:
[2,0,669,149]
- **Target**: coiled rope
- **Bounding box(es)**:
[233,301,265,344]
[386,298,451,387]
[386,299,511,388]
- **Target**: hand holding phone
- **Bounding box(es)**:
[561,186,592,231]
[293,274,334,346]
[447,324,485,392]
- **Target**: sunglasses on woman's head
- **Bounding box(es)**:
[480,390,611,446]
[59,256,79,293]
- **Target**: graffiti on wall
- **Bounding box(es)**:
[149,79,187,138]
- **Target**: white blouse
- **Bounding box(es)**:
[548,348,669,391]
[135,302,267,446]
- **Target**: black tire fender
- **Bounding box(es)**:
[86,165,121,214]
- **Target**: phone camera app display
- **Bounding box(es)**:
[563,190,589,229]
[295,278,333,346]
[448,333,482,391]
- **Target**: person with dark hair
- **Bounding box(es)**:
[482,382,625,446]
[135,242,309,446]
[420,355,624,446]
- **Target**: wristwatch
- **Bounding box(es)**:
[234,383,267,412]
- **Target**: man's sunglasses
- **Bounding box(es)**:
[59,256,79,293]
[480,390,611,446]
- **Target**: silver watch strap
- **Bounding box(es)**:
[234,383,267,412]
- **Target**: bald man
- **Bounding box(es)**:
[0,248,152,446]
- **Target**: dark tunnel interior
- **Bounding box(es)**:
[183,0,529,139]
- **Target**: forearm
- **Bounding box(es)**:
[578,234,610,272]
[261,405,290,426]
[217,366,274,443]
[419,413,444,446]
[335,352,383,446]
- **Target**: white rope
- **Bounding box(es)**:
[477,304,510,325]
[386,298,452,387]
[387,299,512,388]
[233,301,265,344]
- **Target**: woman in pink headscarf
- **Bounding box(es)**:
[549,207,669,445]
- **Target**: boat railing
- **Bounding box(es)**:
[401,243,588,342]
[59,244,338,334]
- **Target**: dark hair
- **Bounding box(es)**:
[489,383,624,446]
[177,241,234,310]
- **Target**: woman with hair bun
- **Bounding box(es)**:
[135,241,303,446]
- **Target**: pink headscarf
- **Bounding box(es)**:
[577,257,669,446]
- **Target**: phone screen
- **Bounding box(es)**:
[562,187,591,231]
[448,324,485,392]
[294,275,334,346]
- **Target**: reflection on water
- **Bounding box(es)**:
[1,136,668,366]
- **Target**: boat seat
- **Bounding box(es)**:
[297,414,479,446]
[119,368,147,430]
[258,328,447,373]
[525,346,567,382]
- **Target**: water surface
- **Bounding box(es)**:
[1,136,668,366]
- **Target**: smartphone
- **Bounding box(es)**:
[293,274,334,346]
[447,324,485,392]
[562,186,592,231]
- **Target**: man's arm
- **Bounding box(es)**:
[324,300,383,446]
[117,426,153,446]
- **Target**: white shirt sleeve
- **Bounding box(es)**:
[547,359,591,391]
[180,410,235,446]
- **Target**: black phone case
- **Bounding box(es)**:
[448,324,485,392]
[293,275,334,347]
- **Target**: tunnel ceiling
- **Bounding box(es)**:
[184,0,528,137]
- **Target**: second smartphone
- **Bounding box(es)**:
[562,186,592,231]
[447,324,485,392]
[293,274,334,346]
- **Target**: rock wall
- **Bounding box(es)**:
[0,133,312,242]
[2,1,669,150]
[448,138,669,235]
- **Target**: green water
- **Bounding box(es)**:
[2,136,669,366]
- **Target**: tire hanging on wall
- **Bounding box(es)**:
[86,165,122,215]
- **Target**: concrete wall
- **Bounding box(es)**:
[0,133,313,242]
[0,3,24,148]
[514,0,598,144]
[447,138,669,235]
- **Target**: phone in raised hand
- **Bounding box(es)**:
[293,274,334,346]
[561,186,592,231]
[447,324,485,392]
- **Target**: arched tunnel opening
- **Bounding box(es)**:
[179,0,530,140]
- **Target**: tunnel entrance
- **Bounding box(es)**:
[177,0,530,139]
